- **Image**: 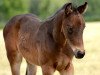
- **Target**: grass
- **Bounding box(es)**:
[0,22,100,75]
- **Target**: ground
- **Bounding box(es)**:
[0,22,100,75]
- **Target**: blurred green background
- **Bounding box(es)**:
[0,0,100,29]
[0,0,100,75]
[0,0,100,22]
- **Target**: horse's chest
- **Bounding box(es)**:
[54,53,70,71]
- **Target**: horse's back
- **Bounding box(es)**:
[3,14,41,52]
[3,14,40,37]
[18,14,41,37]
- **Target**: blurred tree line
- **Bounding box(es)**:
[0,0,100,22]
[0,0,29,21]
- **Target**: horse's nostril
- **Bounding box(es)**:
[78,50,85,55]
[75,50,85,59]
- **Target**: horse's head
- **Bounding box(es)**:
[62,2,88,59]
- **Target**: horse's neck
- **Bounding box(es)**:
[43,10,66,46]
[52,12,66,46]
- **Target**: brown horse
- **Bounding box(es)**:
[3,2,88,75]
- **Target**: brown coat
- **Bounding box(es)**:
[3,2,88,75]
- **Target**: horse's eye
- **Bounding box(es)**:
[68,27,73,34]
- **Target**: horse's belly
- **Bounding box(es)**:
[21,49,39,65]
[18,44,39,65]
[17,35,40,65]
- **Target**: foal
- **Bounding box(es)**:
[3,2,88,75]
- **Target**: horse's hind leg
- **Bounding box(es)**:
[6,47,22,75]
[26,62,37,75]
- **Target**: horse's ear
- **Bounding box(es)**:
[65,3,73,15]
[77,2,88,14]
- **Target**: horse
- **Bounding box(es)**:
[3,2,88,75]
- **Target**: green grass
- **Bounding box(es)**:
[0,22,100,75]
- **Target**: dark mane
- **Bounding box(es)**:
[48,3,68,20]
[47,3,77,21]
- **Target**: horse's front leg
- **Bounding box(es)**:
[59,63,74,75]
[41,65,55,75]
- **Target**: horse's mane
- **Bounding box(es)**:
[47,3,68,20]
[47,3,77,20]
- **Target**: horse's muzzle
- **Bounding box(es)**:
[74,50,85,59]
